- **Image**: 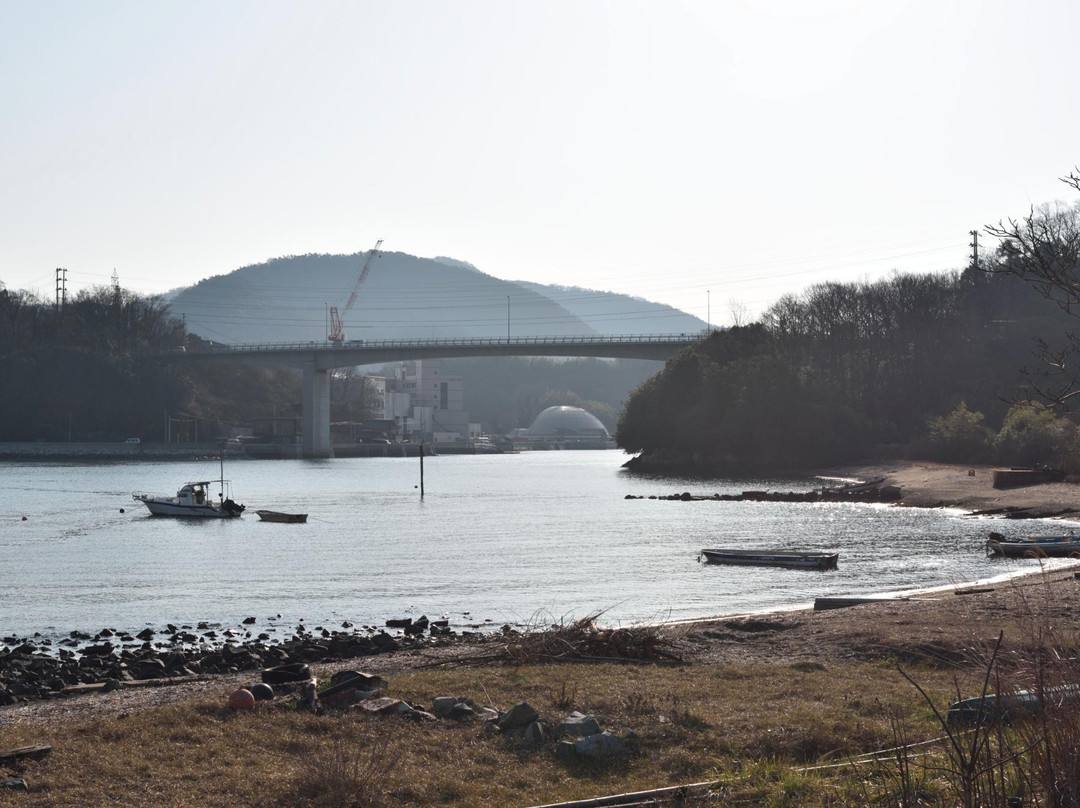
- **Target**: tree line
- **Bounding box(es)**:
[0,281,659,442]
[617,174,1080,474]
[0,282,299,442]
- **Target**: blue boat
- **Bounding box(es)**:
[985,531,1080,558]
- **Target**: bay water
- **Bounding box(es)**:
[0,451,1072,642]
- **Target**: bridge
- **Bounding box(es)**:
[168,333,700,457]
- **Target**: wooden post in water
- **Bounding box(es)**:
[419,442,425,498]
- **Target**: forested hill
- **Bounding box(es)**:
[166,252,705,345]
[616,268,1080,475]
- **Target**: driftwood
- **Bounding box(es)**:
[525,778,721,808]
[61,674,206,695]
[0,745,52,766]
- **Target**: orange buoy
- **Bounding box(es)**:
[228,688,256,711]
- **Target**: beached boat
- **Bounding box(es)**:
[818,476,886,495]
[699,548,839,570]
[985,531,1080,558]
[131,444,244,518]
[255,510,308,523]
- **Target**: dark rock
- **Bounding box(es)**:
[80,642,115,657]
[574,732,626,760]
[242,616,256,625]
[556,711,601,738]
[130,658,166,679]
[371,632,399,652]
[523,721,547,746]
[353,697,408,716]
[555,740,577,762]
[498,701,540,731]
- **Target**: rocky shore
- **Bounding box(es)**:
[0,615,486,709]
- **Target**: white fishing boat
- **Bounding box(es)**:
[132,445,244,518]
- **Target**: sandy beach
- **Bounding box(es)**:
[825,459,1080,515]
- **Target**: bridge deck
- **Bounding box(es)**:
[167,333,701,368]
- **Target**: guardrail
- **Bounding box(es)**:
[169,332,706,355]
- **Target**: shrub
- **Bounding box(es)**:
[994,403,1075,467]
[927,401,994,463]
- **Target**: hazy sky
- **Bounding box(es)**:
[3,0,1078,327]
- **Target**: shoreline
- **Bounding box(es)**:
[5,459,1080,720]
[825,459,1080,518]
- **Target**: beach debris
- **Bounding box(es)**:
[261,663,311,684]
[422,613,681,667]
[227,688,256,711]
[249,682,274,701]
[814,596,910,611]
[0,745,52,766]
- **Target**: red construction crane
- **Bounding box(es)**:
[328,239,383,343]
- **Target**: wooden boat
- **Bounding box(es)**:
[699,548,839,570]
[986,531,1080,558]
[255,510,308,523]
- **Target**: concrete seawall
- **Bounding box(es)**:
[0,442,267,460]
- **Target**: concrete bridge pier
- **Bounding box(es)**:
[301,362,331,459]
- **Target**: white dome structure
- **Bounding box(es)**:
[524,406,611,441]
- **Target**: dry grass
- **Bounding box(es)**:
[6,571,1080,806]
[427,612,682,667]
[0,659,967,807]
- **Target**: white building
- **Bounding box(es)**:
[387,360,470,443]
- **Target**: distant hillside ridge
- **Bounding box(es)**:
[165,252,705,345]
[514,280,705,338]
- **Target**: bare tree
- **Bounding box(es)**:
[984,168,1080,405]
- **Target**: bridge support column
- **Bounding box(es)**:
[301,363,332,459]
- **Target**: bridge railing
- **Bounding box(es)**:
[171,332,706,355]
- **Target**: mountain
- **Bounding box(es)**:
[166,252,705,344]
[514,281,705,337]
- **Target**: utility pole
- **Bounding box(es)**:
[55,268,67,312]
[969,230,980,271]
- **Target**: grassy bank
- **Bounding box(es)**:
[0,653,989,807]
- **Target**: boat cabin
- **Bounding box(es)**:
[177,482,215,505]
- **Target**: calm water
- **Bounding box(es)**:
[1,451,1073,641]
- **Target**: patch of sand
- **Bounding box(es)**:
[825,460,1080,515]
